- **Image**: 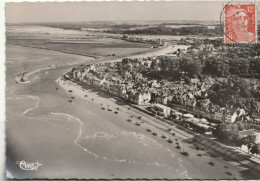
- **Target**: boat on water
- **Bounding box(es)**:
[181,148,189,156]
[181,152,189,156]
[209,161,215,166]
[167,139,173,143]
[135,122,141,126]
[146,128,152,132]
[161,135,166,139]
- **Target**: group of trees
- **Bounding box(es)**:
[106,25,223,36]
[213,123,260,155]
[208,76,259,116]
[203,57,260,79]
[146,53,259,81]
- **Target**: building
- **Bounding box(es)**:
[153,104,171,117]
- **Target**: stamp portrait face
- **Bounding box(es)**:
[225,4,256,43]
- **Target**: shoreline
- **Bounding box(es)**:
[14,43,172,84]
[56,77,260,178]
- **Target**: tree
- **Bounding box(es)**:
[242,134,257,153]
[213,123,239,142]
[179,57,202,78]
[183,76,191,84]
[203,58,230,77]
[236,122,245,131]
[250,144,260,155]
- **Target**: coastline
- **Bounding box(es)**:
[14,43,173,84]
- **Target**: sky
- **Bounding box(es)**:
[5,1,229,23]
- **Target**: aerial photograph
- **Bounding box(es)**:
[5,1,260,179]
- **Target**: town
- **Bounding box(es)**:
[63,36,260,156]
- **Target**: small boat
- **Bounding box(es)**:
[116,108,119,110]
[182,152,189,156]
[68,90,72,92]
[176,145,181,149]
[209,161,215,166]
[161,135,166,139]
[127,119,132,122]
[114,111,118,114]
[71,96,75,99]
[225,172,232,176]
[138,116,142,119]
[84,95,88,97]
[108,109,112,111]
[135,122,141,126]
[101,107,105,110]
[224,165,228,169]
[68,100,72,102]
[197,154,202,156]
[167,139,173,143]
[152,132,157,136]
[146,128,151,132]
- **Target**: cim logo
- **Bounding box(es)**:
[16,160,42,170]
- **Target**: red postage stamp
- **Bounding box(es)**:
[224,4,257,43]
